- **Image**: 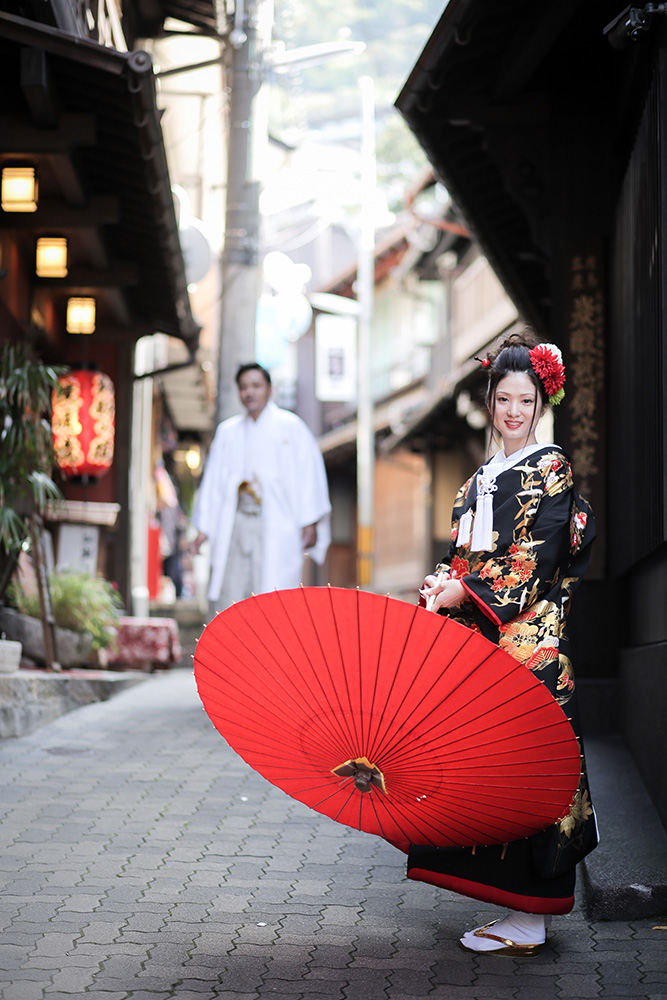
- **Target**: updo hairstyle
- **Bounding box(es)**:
[485,329,548,409]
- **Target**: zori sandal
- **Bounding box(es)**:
[459,919,544,957]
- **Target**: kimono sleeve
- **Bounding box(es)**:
[461,468,573,626]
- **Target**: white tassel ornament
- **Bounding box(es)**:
[470,489,496,551]
[457,509,473,547]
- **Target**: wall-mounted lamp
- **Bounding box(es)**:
[185,444,201,471]
[603,3,666,48]
[66,297,96,334]
[36,237,68,278]
[1,166,38,212]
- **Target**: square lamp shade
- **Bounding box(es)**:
[66,297,96,334]
[36,237,68,278]
[1,166,38,212]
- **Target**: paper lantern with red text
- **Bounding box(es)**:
[52,368,115,480]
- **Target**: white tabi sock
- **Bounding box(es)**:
[460,910,550,952]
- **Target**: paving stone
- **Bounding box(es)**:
[262,980,344,996]
[29,933,83,957]
[470,970,525,990]
[87,983,170,998]
[406,989,474,1000]
[430,960,479,987]
[319,905,362,927]
[307,944,355,967]
[41,994,105,1000]
[556,973,603,996]
[256,993,304,1000]
[597,962,646,983]
[80,994,138,1000]
[2,983,53,1000]
[600,987,656,998]
[514,988,562,1000]
[47,966,98,992]
[0,970,54,986]
[175,992,258,1000]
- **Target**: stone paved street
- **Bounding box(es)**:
[1,666,666,1000]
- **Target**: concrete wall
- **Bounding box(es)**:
[621,642,667,831]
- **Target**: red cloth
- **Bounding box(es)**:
[108,616,181,669]
[147,520,162,600]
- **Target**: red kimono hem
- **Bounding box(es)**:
[406,868,575,915]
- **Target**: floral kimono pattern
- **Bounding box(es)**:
[407,446,597,914]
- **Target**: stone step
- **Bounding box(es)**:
[582,735,667,920]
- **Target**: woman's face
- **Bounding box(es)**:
[490,371,545,454]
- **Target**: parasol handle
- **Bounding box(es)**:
[354,770,374,792]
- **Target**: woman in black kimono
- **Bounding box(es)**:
[416,331,597,956]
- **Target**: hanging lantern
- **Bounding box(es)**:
[66,297,96,334]
[1,166,38,212]
[36,236,68,277]
[52,368,115,481]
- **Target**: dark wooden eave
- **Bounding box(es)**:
[394,0,630,336]
[0,10,199,347]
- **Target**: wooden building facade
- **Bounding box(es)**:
[0,1,218,609]
[396,1,667,826]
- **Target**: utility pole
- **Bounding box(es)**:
[215,0,267,425]
[356,76,376,588]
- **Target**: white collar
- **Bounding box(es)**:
[482,442,547,477]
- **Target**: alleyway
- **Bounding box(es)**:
[0,665,665,1000]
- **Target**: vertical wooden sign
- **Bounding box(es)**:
[561,247,606,578]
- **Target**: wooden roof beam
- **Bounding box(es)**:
[21,46,59,128]
[0,195,120,229]
[35,262,139,288]
[0,114,96,153]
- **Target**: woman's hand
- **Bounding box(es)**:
[432,579,467,610]
[421,573,467,612]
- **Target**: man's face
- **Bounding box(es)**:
[238,369,271,420]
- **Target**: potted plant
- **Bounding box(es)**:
[0,633,22,673]
[3,569,123,667]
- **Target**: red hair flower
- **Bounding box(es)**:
[529,342,566,405]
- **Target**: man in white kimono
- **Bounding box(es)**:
[191,363,331,617]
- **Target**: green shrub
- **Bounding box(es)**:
[9,570,123,650]
[0,342,66,554]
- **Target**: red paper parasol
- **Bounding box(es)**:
[194,587,581,854]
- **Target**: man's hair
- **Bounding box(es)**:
[235,362,272,386]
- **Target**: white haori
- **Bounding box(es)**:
[457,444,546,552]
[192,400,331,602]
